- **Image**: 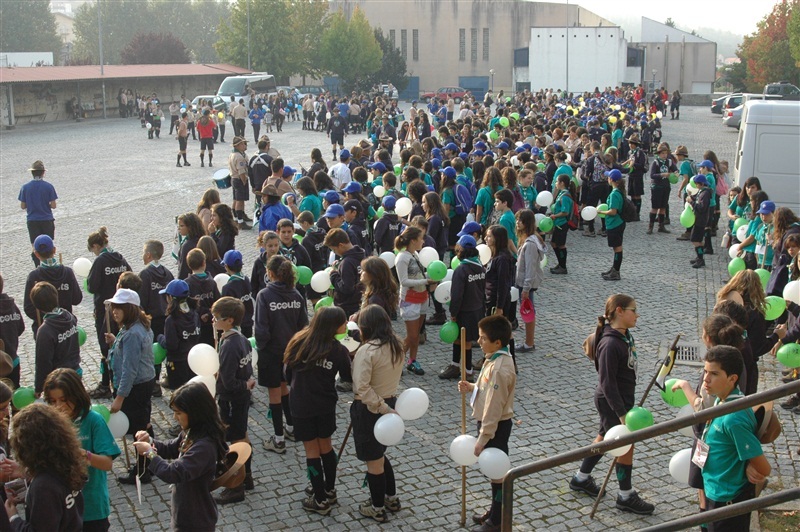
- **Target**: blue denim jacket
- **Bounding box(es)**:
[109,322,155,397]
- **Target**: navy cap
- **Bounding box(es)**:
[343,181,362,194]
[475,141,487,151]
[382,195,397,210]
[444,142,459,152]
[443,167,457,179]
[324,204,345,217]
[692,174,709,186]
[604,169,623,181]
[160,279,190,297]
[496,141,509,150]
[756,200,776,214]
[485,150,495,158]
[522,143,532,150]
[457,235,477,248]
[33,234,54,254]
[698,160,714,169]
[431,158,442,169]
[339,149,351,160]
[472,150,484,157]
[222,249,243,267]
[459,152,469,161]
[324,190,340,204]
[515,146,526,154]
[282,166,294,178]
[343,199,363,213]
[368,162,387,173]
[457,221,482,237]
[432,148,443,158]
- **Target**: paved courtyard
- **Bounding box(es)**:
[0,106,797,531]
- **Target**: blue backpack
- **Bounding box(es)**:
[453,183,474,217]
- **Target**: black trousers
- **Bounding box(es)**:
[27,219,55,266]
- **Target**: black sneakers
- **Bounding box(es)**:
[569,475,605,497]
[616,491,655,515]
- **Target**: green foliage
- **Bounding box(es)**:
[0,0,63,62]
[664,18,676,28]
[362,29,409,92]
[736,0,800,91]
[318,7,382,92]
[789,4,800,67]
[120,32,191,64]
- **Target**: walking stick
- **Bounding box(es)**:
[589,335,680,519]
[122,436,131,469]
[338,422,353,459]
[58,252,63,265]
[459,327,467,527]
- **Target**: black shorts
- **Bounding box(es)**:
[331,134,344,146]
[706,482,755,532]
[594,394,632,436]
[448,214,467,246]
[293,413,337,442]
[477,418,512,455]
[257,350,285,389]
[650,185,670,210]
[178,137,188,152]
[456,308,484,343]
[606,223,625,248]
[690,224,706,243]
[351,397,396,462]
[551,224,568,246]
[165,359,195,389]
[200,138,214,151]
[219,396,250,441]
[232,176,250,201]
[586,183,610,207]
[118,379,154,435]
[628,175,644,196]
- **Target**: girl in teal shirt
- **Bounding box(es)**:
[549,175,574,274]
[598,169,626,281]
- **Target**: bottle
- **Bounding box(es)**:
[721,230,731,249]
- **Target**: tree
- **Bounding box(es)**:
[120,32,191,64]
[789,3,800,67]
[318,7,382,92]
[287,0,331,82]
[0,0,63,62]
[736,0,800,91]
[665,18,676,28]
[72,0,149,64]
[361,29,409,92]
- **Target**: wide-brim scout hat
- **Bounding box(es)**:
[211,442,252,490]
[28,160,45,172]
[232,136,248,147]
[628,134,641,145]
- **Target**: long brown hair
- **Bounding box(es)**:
[772,207,800,250]
[43,368,91,421]
[357,305,404,367]
[112,302,152,330]
[361,257,399,315]
[284,307,347,370]
[717,270,766,315]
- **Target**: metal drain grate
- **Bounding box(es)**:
[675,342,706,367]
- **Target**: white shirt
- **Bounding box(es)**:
[329,162,352,189]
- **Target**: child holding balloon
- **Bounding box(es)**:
[549,174,575,274]
[457,314,516,531]
[43,368,120,532]
[514,210,545,352]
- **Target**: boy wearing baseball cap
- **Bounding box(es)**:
[687,175,712,268]
[221,250,254,338]
[157,279,200,390]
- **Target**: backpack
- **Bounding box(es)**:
[567,195,581,230]
[715,172,729,196]
[620,195,638,223]
[511,186,526,213]
[591,155,607,183]
[453,183,474,217]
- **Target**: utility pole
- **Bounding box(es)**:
[98,0,107,118]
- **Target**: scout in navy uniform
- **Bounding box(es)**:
[138,240,174,394]
[212,297,256,505]
[327,107,348,161]
[276,218,313,302]
[325,228,366,318]
[687,174,713,269]
[86,226,131,399]
[0,273,25,387]
[18,160,57,267]
[374,196,403,254]
[647,143,678,235]
[184,249,220,346]
[23,235,82,337]
[220,250,254,338]
[458,315,516,532]
[157,280,200,390]
[30,282,81,396]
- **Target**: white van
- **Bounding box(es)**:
[217,73,277,109]
[733,100,800,211]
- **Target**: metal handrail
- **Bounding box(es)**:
[500,379,800,531]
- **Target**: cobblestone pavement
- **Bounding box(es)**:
[1,107,797,531]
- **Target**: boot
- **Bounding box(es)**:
[658,223,670,233]
[241,210,253,222]
[646,223,654,235]
[214,485,245,505]
[676,231,691,241]
[692,256,706,269]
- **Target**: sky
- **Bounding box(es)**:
[558,0,777,37]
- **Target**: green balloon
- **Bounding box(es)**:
[625,407,654,431]
[538,217,554,233]
[153,342,167,365]
[12,387,36,410]
[439,321,459,344]
[450,257,461,269]
[315,296,333,311]
[427,260,447,281]
[597,203,608,218]
[499,117,510,128]
[777,342,800,368]
[509,112,520,121]
[91,404,111,423]
[293,233,303,243]
[764,295,787,321]
[728,257,746,276]
[754,268,771,290]
[334,332,347,341]
[668,173,679,184]
[394,164,402,175]
[733,217,748,231]
[249,337,257,349]
[536,162,546,172]
[680,207,696,228]
[296,265,313,286]
[376,206,385,219]
[489,130,499,140]
[77,326,87,346]
[83,278,92,294]
[660,378,689,407]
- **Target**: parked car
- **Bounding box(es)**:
[297,86,326,98]
[711,95,727,114]
[763,81,800,100]
[191,95,228,113]
[722,105,743,129]
[419,87,468,104]
[722,93,743,114]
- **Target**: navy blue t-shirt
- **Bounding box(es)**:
[18,179,57,221]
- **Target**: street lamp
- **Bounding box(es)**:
[489,69,495,93]
[652,69,657,95]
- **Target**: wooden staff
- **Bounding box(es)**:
[338,422,353,459]
[459,327,467,527]
[122,436,131,469]
[58,252,62,265]
[590,335,680,519]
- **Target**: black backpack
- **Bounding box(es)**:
[620,196,638,223]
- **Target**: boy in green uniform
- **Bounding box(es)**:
[493,189,518,250]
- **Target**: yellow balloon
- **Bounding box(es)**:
[619,112,626,119]
[579,97,584,102]
[217,112,224,119]
[608,116,617,124]
[566,106,574,112]
[651,113,656,120]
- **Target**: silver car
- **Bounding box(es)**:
[722,104,742,129]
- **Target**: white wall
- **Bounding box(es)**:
[528,27,628,92]
[0,53,54,67]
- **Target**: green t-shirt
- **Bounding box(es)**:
[706,173,717,207]
[755,222,774,265]
[605,188,624,230]
[612,129,623,148]
[442,187,456,219]
[679,160,693,178]
[475,186,501,225]
[519,185,536,210]
[498,209,517,245]
[551,164,574,192]
[742,217,762,252]
[299,194,322,221]
[78,410,122,521]
[552,190,573,228]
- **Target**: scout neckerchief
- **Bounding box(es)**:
[147,260,160,268]
[694,387,743,470]
[461,256,482,267]
[227,272,245,283]
[472,346,512,406]
[555,189,569,211]
[100,247,114,255]
[617,329,638,376]
[42,308,63,320]
[40,257,59,268]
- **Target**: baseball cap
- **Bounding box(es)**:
[474,141,487,151]
[339,149,351,160]
[457,221,482,237]
[222,250,243,268]
[343,199,363,213]
[431,158,442,169]
[698,160,714,169]
[472,150,484,158]
[457,235,477,248]
[443,167,457,179]
[432,148,443,159]
[105,288,141,307]
[444,142,459,152]
[33,234,54,254]
[496,141,510,150]
[343,181,362,194]
[485,150,495,158]
[324,190,341,204]
[604,169,623,181]
[368,162,387,173]
[756,200,776,214]
[324,204,345,218]
[515,146,526,154]
[692,174,709,186]
[459,152,469,161]
[159,279,190,297]
[282,166,294,178]
[382,195,397,210]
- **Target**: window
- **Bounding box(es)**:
[389,29,396,48]
[401,29,407,59]
[483,28,489,61]
[459,29,466,61]
[471,28,478,62]
[413,29,419,61]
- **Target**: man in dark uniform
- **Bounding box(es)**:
[229,136,251,230]
[327,107,348,161]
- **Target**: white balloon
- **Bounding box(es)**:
[395,388,429,421]
[540,255,548,269]
[251,348,258,368]
[669,448,692,485]
[604,424,632,457]
[347,321,359,331]
[784,280,800,305]
[728,243,741,260]
[379,251,396,268]
[214,273,230,293]
[108,411,130,439]
[450,435,479,466]
[340,336,360,353]
[476,244,491,265]
[736,224,748,243]
[373,413,405,446]
[434,281,452,303]
[188,344,220,377]
[73,257,92,277]
[418,247,439,268]
[581,206,598,221]
[478,447,511,479]
[324,266,333,275]
[189,374,217,397]
[536,190,553,208]
[534,213,546,225]
[373,185,386,198]
[510,287,519,302]
[145,122,152,129]
[310,270,332,293]
[395,197,413,217]
[686,183,699,195]
[675,404,696,438]
[656,111,663,119]
[443,268,454,282]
